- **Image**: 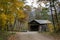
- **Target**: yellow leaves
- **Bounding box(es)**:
[47,24,54,32]
[19,13,26,19]
[15,1,24,8]
[0,13,7,28]
[0,13,7,21]
[24,5,31,11]
[1,13,7,20]
[0,13,15,28]
[0,0,27,30]
[17,10,26,20]
[7,14,15,24]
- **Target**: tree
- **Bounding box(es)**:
[0,13,7,30]
[36,0,59,32]
[0,0,27,31]
[49,0,60,32]
[40,8,49,20]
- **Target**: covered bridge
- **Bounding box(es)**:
[28,20,51,32]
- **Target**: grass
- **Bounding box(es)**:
[0,31,16,40]
[39,32,60,40]
[50,32,60,40]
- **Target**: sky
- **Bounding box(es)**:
[25,0,49,8]
[25,0,60,8]
[25,0,38,8]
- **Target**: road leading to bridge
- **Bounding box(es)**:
[8,32,55,40]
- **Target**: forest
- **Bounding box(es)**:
[0,0,60,40]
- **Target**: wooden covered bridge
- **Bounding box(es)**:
[28,20,52,32]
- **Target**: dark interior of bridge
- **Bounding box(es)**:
[30,25,39,31]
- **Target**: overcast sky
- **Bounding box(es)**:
[25,0,48,8]
[25,0,38,8]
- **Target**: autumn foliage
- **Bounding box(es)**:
[0,0,26,30]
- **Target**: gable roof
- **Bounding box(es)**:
[35,20,51,24]
[29,20,51,24]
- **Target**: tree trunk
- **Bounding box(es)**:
[50,1,56,32]
[52,0,60,31]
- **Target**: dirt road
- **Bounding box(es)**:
[9,32,56,40]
